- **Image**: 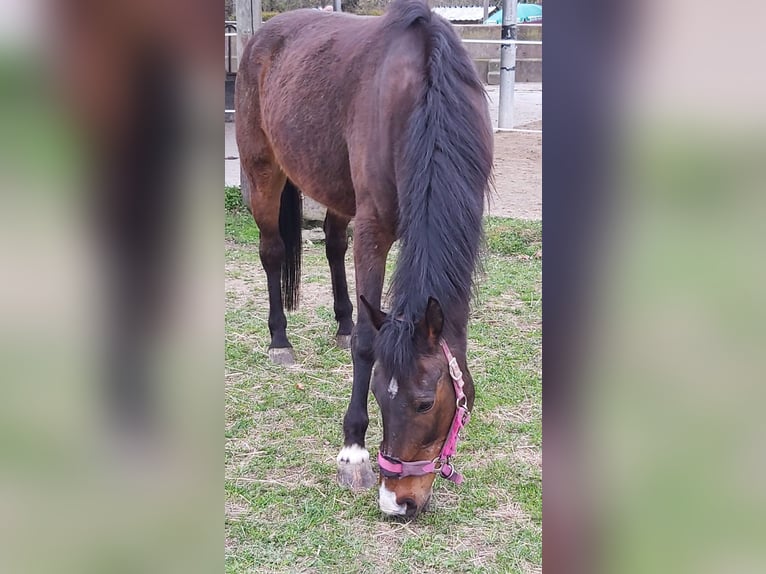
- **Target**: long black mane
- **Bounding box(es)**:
[375,1,493,380]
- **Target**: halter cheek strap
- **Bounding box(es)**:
[377,340,471,485]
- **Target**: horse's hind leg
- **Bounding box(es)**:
[242,157,296,365]
[323,212,354,349]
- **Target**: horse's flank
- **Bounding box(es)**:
[237,8,427,216]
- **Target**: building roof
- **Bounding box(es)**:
[431,5,498,23]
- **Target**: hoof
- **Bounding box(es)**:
[335,334,352,350]
[268,347,295,365]
[337,460,377,490]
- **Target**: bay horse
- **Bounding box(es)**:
[235,0,493,517]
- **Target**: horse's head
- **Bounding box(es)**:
[361,296,475,518]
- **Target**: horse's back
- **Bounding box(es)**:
[235,1,486,224]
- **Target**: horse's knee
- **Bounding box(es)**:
[351,326,375,363]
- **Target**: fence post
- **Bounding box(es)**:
[236,0,260,64]
[497,0,517,130]
[334,0,342,12]
[236,0,261,205]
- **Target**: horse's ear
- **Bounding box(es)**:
[421,297,444,345]
[359,295,387,331]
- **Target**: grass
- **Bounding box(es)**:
[226,207,542,574]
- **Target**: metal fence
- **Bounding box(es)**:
[225,22,237,74]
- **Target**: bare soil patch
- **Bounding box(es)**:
[490,131,542,220]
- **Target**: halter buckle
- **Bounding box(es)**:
[448,356,463,382]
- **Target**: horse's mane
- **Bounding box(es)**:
[375,0,493,380]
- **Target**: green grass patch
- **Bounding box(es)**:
[226,210,260,244]
[226,185,245,212]
[226,213,541,573]
[485,217,542,257]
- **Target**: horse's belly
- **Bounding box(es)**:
[299,179,357,220]
[272,134,356,218]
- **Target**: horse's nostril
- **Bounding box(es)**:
[402,498,418,517]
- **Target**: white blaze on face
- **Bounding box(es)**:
[336,444,370,464]
[379,481,407,516]
[388,377,398,399]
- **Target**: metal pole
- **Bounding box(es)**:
[333,0,342,12]
[236,0,261,205]
[497,0,517,130]
[483,0,490,23]
[235,0,260,64]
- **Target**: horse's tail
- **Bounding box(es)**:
[377,1,493,377]
[279,179,302,311]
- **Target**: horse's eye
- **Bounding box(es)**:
[416,401,434,413]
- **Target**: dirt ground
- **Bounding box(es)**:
[490,121,542,220]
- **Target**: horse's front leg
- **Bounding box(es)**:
[336,216,393,489]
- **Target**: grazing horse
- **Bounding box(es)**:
[235,0,493,517]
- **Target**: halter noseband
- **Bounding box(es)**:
[377,340,471,485]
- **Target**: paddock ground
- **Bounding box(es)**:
[225,212,542,573]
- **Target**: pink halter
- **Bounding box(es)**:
[377,340,471,485]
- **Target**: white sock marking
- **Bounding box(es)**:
[336,444,370,464]
[379,481,407,516]
[388,377,398,399]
